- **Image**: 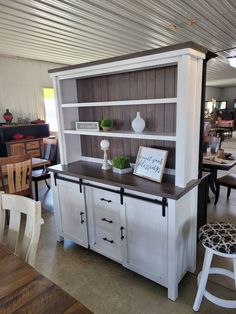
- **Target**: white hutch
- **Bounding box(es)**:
[48,42,211,301]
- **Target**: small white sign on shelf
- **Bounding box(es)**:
[133,146,168,183]
[75,121,99,131]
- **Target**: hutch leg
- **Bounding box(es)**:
[167,281,178,301]
[167,199,179,301]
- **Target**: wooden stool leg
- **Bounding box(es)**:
[227,188,231,199]
[193,249,213,311]
[214,184,220,205]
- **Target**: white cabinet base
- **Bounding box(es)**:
[51,174,198,301]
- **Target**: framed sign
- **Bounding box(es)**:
[75,121,99,131]
[133,146,168,183]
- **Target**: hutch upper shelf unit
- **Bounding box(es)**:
[49,42,207,188]
[48,42,213,301]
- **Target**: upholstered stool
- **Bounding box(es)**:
[193,222,236,311]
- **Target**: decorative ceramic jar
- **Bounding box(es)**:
[131,112,145,133]
[3,109,13,124]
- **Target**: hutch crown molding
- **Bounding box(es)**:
[49,42,213,301]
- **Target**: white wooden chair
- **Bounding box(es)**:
[0,192,42,266]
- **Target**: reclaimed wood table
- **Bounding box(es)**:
[0,243,92,313]
[32,157,50,169]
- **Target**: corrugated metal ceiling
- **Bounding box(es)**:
[0,0,236,86]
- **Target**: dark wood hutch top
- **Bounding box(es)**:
[49,160,200,200]
[48,42,215,74]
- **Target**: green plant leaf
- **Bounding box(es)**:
[112,156,130,169]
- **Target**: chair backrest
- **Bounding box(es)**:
[0,154,32,196]
[42,142,58,165]
[0,192,42,266]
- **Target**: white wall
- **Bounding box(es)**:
[0,55,64,122]
[205,86,223,101]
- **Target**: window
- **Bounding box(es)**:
[42,88,58,132]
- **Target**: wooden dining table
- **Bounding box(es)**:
[0,243,92,313]
[203,155,236,195]
[32,157,50,169]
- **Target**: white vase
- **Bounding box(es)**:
[131,112,145,133]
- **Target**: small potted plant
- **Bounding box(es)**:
[100,118,113,131]
[112,156,133,174]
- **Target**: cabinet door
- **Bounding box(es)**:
[8,143,25,156]
[121,197,168,286]
[56,179,88,248]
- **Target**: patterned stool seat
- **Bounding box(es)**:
[199,222,236,254]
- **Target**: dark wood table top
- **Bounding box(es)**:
[49,160,201,200]
[203,156,236,171]
[0,243,92,313]
[32,157,50,168]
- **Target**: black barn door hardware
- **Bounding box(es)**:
[53,173,168,216]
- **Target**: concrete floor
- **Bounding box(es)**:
[35,137,236,313]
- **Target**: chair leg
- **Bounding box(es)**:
[227,188,231,199]
[34,181,39,201]
[193,248,213,312]
[214,184,220,205]
[45,179,50,189]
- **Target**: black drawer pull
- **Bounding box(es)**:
[103,237,114,244]
[120,226,125,240]
[102,218,113,223]
[80,211,85,224]
[100,198,112,203]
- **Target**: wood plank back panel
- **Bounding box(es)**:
[81,135,175,169]
[77,65,177,101]
[77,65,177,168]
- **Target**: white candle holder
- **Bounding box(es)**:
[100,139,111,170]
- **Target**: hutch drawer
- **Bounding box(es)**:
[8,142,25,156]
[6,139,43,158]
[27,149,41,157]
[25,141,40,150]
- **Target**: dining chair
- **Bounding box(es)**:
[32,141,57,201]
[214,173,236,205]
[0,192,42,266]
[0,154,32,197]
